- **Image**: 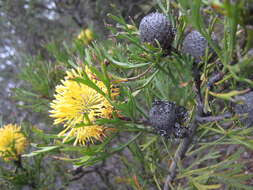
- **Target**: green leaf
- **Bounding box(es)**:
[105,54,151,69]
[209,89,249,101]
[75,132,142,166]
[23,145,60,157]
[73,77,106,97]
[193,181,221,190]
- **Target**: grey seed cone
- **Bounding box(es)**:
[149,100,188,138]
[234,91,253,127]
[182,30,216,63]
[139,12,175,52]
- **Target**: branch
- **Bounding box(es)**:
[192,63,204,114]
[70,169,95,181]
[164,63,205,190]
[196,112,232,123]
[163,66,232,189]
[163,121,198,190]
[69,162,102,181]
[207,72,224,89]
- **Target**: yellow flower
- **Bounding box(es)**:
[49,66,119,145]
[84,29,93,41]
[58,125,107,145]
[0,124,27,161]
[77,28,94,45]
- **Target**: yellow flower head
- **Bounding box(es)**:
[49,66,119,145]
[0,124,27,161]
[77,28,94,45]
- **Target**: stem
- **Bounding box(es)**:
[70,169,95,181]
[196,112,232,123]
[163,121,198,190]
[163,64,204,190]
[14,155,25,171]
[14,156,37,188]
[207,72,225,89]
